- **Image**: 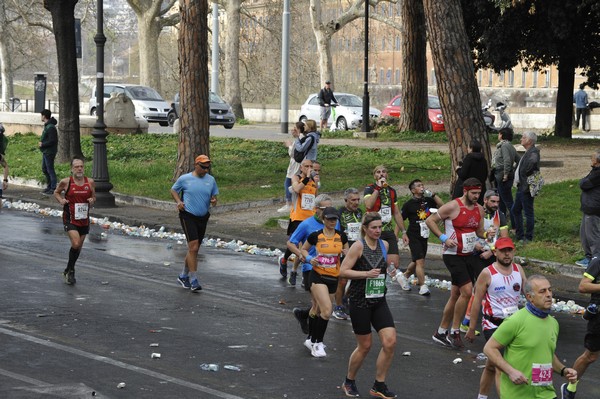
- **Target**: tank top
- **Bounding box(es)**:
[306,229,348,277]
[443,198,481,256]
[481,263,522,330]
[347,239,388,308]
[63,176,93,227]
[289,176,317,222]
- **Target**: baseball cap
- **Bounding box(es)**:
[195,155,211,164]
[322,207,339,219]
[495,237,515,250]
[325,80,331,84]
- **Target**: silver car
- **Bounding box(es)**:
[298,92,380,130]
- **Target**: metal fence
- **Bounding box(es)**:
[0,99,60,113]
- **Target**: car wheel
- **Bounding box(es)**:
[336,117,347,131]
[159,121,169,127]
[167,112,177,127]
[90,108,97,116]
[224,124,234,129]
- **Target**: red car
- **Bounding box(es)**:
[381,94,445,132]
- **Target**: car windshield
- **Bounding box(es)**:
[338,95,362,107]
[125,87,164,101]
[428,96,441,109]
[210,92,227,104]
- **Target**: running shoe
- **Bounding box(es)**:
[333,305,349,320]
[177,275,191,289]
[397,273,411,291]
[293,307,309,334]
[447,331,465,349]
[311,342,326,357]
[369,382,396,398]
[342,380,360,397]
[560,383,576,399]
[63,270,76,285]
[277,204,291,213]
[190,279,202,292]
[278,255,288,278]
[288,271,297,286]
[42,188,53,195]
[419,285,430,296]
[432,331,451,347]
[303,338,313,351]
[575,258,590,267]
[459,323,480,336]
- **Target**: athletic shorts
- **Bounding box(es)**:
[287,220,302,236]
[320,106,331,120]
[64,222,90,236]
[309,269,338,294]
[303,270,311,292]
[407,234,428,261]
[380,230,399,255]
[442,254,480,287]
[179,210,210,243]
[584,332,600,352]
[483,328,497,341]
[349,299,395,335]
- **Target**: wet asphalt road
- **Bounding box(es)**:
[1,209,599,399]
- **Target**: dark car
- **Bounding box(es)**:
[167,92,236,129]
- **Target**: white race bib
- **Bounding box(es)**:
[74,203,89,220]
[346,222,361,242]
[301,193,315,210]
[502,305,518,319]
[419,221,430,238]
[461,231,477,253]
[379,205,392,223]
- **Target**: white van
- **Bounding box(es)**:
[89,84,170,126]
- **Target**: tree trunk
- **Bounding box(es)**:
[399,0,429,132]
[174,0,209,180]
[0,0,15,109]
[554,57,575,139]
[309,0,334,85]
[44,0,82,163]
[423,0,490,193]
[224,0,244,119]
[137,13,162,93]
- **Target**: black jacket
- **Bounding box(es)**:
[580,166,600,215]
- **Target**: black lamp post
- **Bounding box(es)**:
[362,0,370,133]
[91,0,115,207]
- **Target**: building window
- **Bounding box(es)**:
[521,70,526,87]
[544,69,550,87]
[395,36,400,51]
[382,38,386,51]
[478,70,482,86]
[499,71,504,84]
[380,68,384,84]
[488,70,493,86]
[532,70,538,87]
[395,68,400,84]
[431,68,437,86]
[508,70,514,87]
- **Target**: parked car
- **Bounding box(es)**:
[89,84,170,126]
[381,94,445,132]
[298,93,381,131]
[167,92,236,129]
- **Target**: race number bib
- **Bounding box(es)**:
[346,222,361,242]
[502,305,518,319]
[365,274,386,298]
[379,206,392,223]
[531,363,553,386]
[419,221,430,238]
[300,193,315,210]
[461,231,477,254]
[74,203,89,220]
[316,254,339,268]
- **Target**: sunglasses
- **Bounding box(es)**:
[197,164,210,170]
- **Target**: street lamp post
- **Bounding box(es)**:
[362,0,370,133]
[91,0,115,207]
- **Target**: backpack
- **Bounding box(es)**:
[293,133,315,163]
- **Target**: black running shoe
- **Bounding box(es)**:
[432,331,451,347]
[370,382,396,399]
[66,271,76,285]
[342,380,360,397]
[288,271,297,286]
[293,307,309,334]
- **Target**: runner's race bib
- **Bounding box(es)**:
[379,206,392,223]
[301,193,315,210]
[317,254,339,268]
[502,305,518,319]
[531,363,553,386]
[461,231,477,253]
[419,221,430,238]
[365,274,386,298]
[74,203,89,220]
[346,222,361,242]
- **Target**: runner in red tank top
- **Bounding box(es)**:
[54,157,96,285]
[426,177,488,350]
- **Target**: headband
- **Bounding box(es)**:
[463,185,482,191]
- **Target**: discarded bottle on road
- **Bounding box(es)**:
[200,363,219,371]
[583,303,598,320]
[223,365,241,371]
[386,262,397,281]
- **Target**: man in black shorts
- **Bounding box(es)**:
[364,165,407,271]
[54,157,96,285]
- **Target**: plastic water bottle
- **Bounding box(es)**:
[387,262,397,281]
[583,303,598,320]
[424,189,433,198]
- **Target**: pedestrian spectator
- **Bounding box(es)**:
[0,123,9,207]
[454,140,488,205]
[278,122,305,213]
[53,157,96,285]
[293,119,320,162]
[363,164,407,271]
[483,275,578,399]
[170,154,219,292]
[279,159,318,285]
[576,149,600,268]
[398,179,444,295]
[512,131,540,243]
[318,80,338,130]
[427,177,486,350]
[464,237,527,399]
[39,109,58,195]
[288,194,335,339]
[300,207,348,357]
[339,212,397,399]
[574,83,589,131]
[491,127,518,227]
[563,255,600,399]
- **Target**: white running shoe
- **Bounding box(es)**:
[419,285,430,296]
[304,339,313,351]
[397,273,411,291]
[311,342,327,357]
[277,204,291,213]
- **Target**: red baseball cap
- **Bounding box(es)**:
[495,237,515,250]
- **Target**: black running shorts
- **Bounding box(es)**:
[309,269,338,294]
[407,234,428,261]
[64,222,90,236]
[179,210,210,243]
[442,254,480,287]
[349,299,395,335]
[380,230,399,255]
